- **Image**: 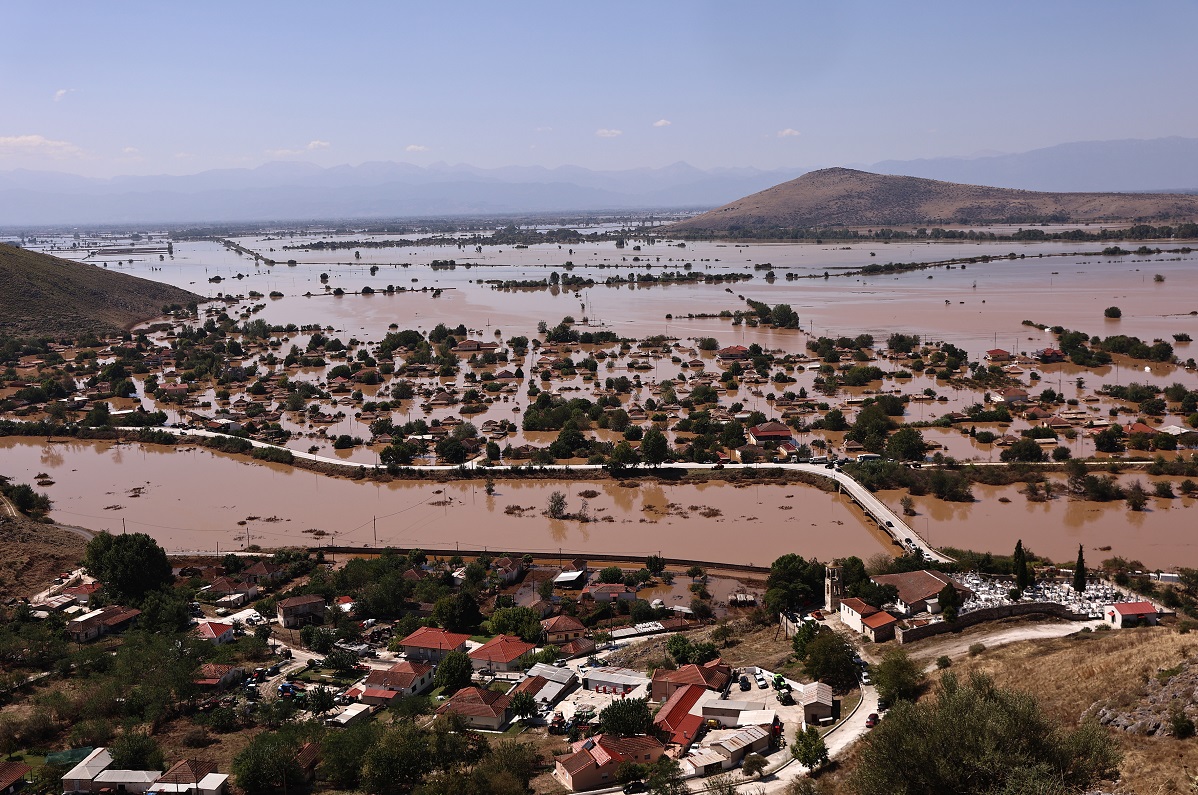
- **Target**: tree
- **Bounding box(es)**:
[488,606,542,642]
[84,532,172,603]
[791,621,820,660]
[645,555,667,575]
[791,725,829,770]
[641,427,669,466]
[666,634,694,664]
[232,732,303,795]
[1073,545,1087,593]
[873,649,924,704]
[320,722,380,790]
[433,592,480,632]
[110,732,165,771]
[597,697,653,737]
[1125,480,1148,511]
[598,566,625,584]
[308,685,335,715]
[1000,437,1046,463]
[1013,540,1030,592]
[848,672,1120,795]
[1104,306,1122,319]
[610,440,640,467]
[741,753,767,779]
[803,631,860,692]
[615,762,647,787]
[509,690,537,723]
[360,721,435,795]
[884,427,927,461]
[547,491,568,519]
[644,756,687,795]
[433,650,474,694]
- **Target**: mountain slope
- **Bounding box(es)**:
[666,168,1198,233]
[0,244,200,338]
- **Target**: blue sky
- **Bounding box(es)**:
[2,1,1195,177]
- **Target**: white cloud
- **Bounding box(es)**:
[306,140,330,150]
[53,88,75,102]
[0,134,83,159]
[777,128,801,138]
[595,128,623,138]
[122,146,140,155]
[652,119,671,128]
[405,144,429,152]
[266,148,303,157]
[174,151,194,159]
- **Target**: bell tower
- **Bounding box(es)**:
[825,564,843,612]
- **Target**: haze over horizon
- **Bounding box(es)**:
[3,0,1196,181]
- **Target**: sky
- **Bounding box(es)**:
[2,0,1196,178]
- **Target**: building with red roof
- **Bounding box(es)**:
[435,686,511,730]
[194,621,234,645]
[363,660,434,698]
[554,734,665,792]
[651,659,732,702]
[542,614,586,645]
[398,626,471,662]
[469,634,535,672]
[1106,601,1160,629]
[652,683,706,750]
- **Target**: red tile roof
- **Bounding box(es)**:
[1113,601,1158,616]
[364,660,432,691]
[838,597,878,617]
[653,684,706,746]
[469,634,535,665]
[400,626,471,651]
[435,686,511,719]
[652,659,732,692]
[861,610,897,629]
[0,762,31,792]
[541,615,585,633]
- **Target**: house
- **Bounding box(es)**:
[152,759,228,795]
[993,387,1030,406]
[66,605,141,643]
[194,621,234,645]
[985,349,1011,362]
[399,627,471,662]
[1032,348,1065,363]
[435,686,511,730]
[493,556,524,584]
[542,614,586,645]
[861,610,899,643]
[1106,601,1160,628]
[92,770,161,794]
[60,582,102,606]
[362,660,434,699]
[469,634,535,672]
[651,659,732,701]
[62,748,114,793]
[0,762,31,795]
[558,637,597,659]
[870,570,973,615]
[716,345,749,362]
[795,681,835,724]
[517,663,578,708]
[582,666,650,694]
[837,597,878,634]
[682,725,771,775]
[241,561,285,585]
[652,683,706,749]
[194,663,245,690]
[555,734,665,792]
[295,743,320,784]
[326,703,372,727]
[276,595,325,628]
[747,421,792,447]
[553,569,588,589]
[582,583,636,603]
[734,443,772,463]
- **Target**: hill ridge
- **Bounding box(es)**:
[667,168,1198,233]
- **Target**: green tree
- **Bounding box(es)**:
[232,732,303,795]
[597,697,653,737]
[1013,540,1030,592]
[791,621,820,660]
[433,650,474,694]
[488,606,543,642]
[1000,438,1046,463]
[848,672,1120,795]
[884,427,927,461]
[741,752,767,779]
[1125,480,1148,512]
[509,690,537,722]
[645,555,667,575]
[640,427,669,466]
[610,440,640,467]
[84,532,173,603]
[320,722,380,789]
[110,732,165,771]
[644,756,687,795]
[433,592,480,632]
[1073,544,1087,593]
[308,685,335,715]
[547,491,568,519]
[361,721,434,795]
[872,649,924,703]
[666,634,694,664]
[615,762,647,786]
[802,631,859,692]
[791,725,829,770]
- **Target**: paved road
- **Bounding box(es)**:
[168,428,946,562]
[905,618,1102,666]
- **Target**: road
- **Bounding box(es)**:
[905,617,1102,665]
[167,427,946,563]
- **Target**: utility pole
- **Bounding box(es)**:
[373,516,377,547]
[121,518,126,535]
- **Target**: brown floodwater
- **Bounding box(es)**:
[14,234,1198,567]
[0,438,888,564]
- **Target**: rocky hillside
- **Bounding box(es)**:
[0,244,201,338]
[666,167,1198,233]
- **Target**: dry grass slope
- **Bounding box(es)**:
[0,514,88,601]
[668,168,1198,232]
[0,244,201,338]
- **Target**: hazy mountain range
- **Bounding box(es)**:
[2,137,1196,226]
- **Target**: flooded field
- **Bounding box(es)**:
[8,230,1198,568]
[0,438,886,564]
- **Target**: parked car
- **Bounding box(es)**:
[865,713,879,728]
[739,675,752,691]
[623,782,646,794]
[755,675,768,689]
[861,670,872,685]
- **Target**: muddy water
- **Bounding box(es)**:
[881,479,1198,569]
[0,438,888,564]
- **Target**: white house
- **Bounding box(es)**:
[1106,601,1159,628]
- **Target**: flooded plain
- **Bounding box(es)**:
[9,231,1198,568]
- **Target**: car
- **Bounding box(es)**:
[877,697,891,712]
[865,713,879,728]
[861,671,872,685]
[739,676,751,691]
[755,676,769,689]
[623,782,647,794]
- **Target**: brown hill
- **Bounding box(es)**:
[667,167,1198,233]
[0,244,201,338]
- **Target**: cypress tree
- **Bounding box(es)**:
[1073,544,1086,593]
[1013,540,1029,592]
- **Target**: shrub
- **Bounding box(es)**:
[936,655,952,669]
[968,643,986,657]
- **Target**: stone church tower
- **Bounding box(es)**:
[825,564,843,612]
